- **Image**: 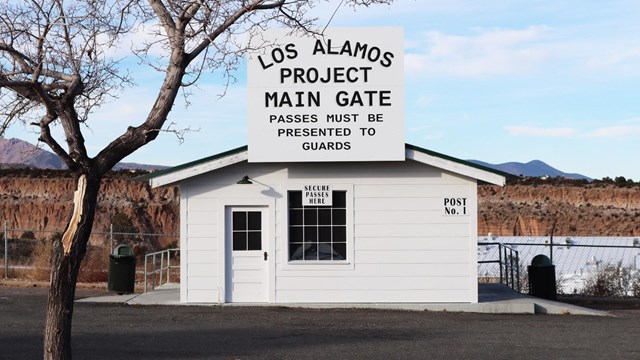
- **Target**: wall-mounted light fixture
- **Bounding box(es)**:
[236,175,253,185]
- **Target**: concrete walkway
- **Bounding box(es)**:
[76,283,609,316]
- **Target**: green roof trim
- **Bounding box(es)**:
[405,143,515,179]
[138,143,511,183]
[135,145,248,181]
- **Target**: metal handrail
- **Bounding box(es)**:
[478,242,520,292]
[144,248,180,293]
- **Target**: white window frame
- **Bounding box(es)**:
[279,184,354,271]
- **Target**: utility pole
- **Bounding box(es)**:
[4,221,8,279]
[549,218,558,264]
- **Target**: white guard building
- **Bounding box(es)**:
[145,144,506,304]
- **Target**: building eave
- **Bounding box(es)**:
[142,143,507,188]
[405,144,506,186]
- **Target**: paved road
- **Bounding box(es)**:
[1,287,638,359]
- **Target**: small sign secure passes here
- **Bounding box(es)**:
[303,185,332,206]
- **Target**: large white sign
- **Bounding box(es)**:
[247,27,404,162]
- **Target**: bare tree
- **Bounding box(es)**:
[0,0,394,358]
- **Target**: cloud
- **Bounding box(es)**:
[584,47,640,75]
[505,125,578,137]
[506,120,640,139]
[95,22,167,59]
[586,125,640,138]
[405,26,553,77]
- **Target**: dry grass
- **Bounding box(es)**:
[26,239,109,283]
[27,239,52,281]
[78,246,109,283]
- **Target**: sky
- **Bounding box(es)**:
[5,0,640,180]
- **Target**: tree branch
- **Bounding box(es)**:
[147,0,177,44]
[186,0,283,63]
[37,113,77,170]
[254,0,286,10]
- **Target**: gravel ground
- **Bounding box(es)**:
[1,286,639,360]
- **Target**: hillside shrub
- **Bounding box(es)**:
[78,246,108,283]
[582,264,631,297]
[28,233,109,283]
[27,235,56,281]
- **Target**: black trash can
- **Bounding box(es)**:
[527,254,556,301]
[108,245,136,294]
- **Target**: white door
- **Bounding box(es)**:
[225,207,268,302]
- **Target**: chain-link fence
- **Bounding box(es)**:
[478,235,640,297]
[5,223,639,297]
[1,221,178,282]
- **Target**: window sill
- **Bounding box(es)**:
[280,260,355,271]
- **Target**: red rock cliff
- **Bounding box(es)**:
[478,184,640,236]
[0,172,179,247]
[2,172,638,244]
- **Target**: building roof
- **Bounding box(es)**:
[140,144,508,188]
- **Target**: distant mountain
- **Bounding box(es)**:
[0,137,167,171]
[3,136,590,178]
[468,159,591,180]
[0,137,65,169]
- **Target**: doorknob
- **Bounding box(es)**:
[264,251,268,261]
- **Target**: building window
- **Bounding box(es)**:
[232,211,262,251]
[288,190,347,261]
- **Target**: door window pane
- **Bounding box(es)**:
[247,232,262,250]
[233,211,246,230]
[233,232,247,251]
[247,211,261,230]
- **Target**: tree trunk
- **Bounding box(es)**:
[43,173,101,360]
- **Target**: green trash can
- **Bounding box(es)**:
[527,254,556,301]
[108,245,136,294]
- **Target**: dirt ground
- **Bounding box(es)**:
[558,295,640,315]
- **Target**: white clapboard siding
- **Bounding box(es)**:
[187,250,217,264]
[286,162,468,184]
[356,250,468,264]
[272,263,469,278]
[188,289,219,303]
[355,210,470,225]
[187,211,217,225]
[277,276,469,291]
[188,263,219,277]
[184,163,287,188]
[176,156,483,304]
[188,276,216,290]
[355,184,470,198]
[275,289,471,303]
[355,197,443,211]
[186,224,217,238]
[356,224,470,238]
[187,237,217,251]
[186,197,217,211]
[355,237,469,251]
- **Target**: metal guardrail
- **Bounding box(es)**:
[478,236,640,296]
[144,249,180,293]
[478,242,521,292]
